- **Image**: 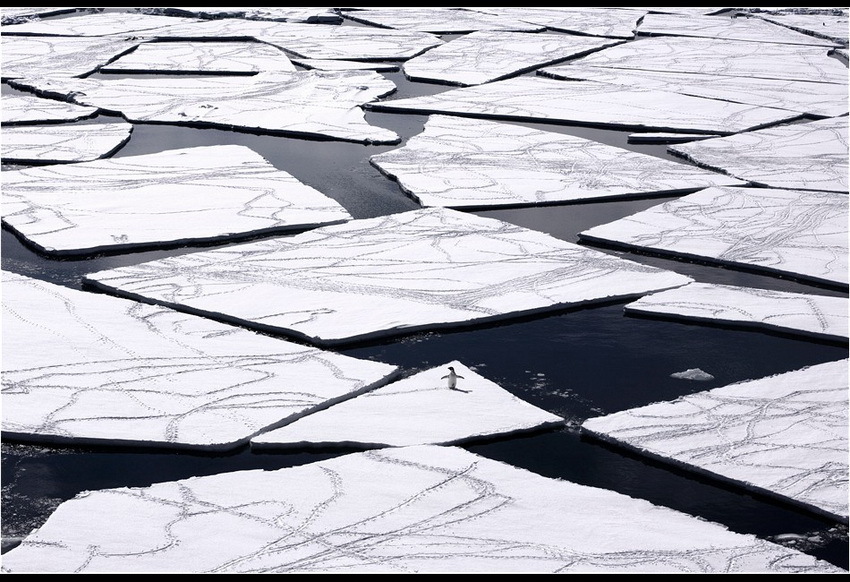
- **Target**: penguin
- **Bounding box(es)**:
[441,366,465,390]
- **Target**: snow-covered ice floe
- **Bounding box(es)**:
[582,359,849,524]
[2,94,98,124]
[338,7,544,34]
[99,40,298,74]
[1,144,352,256]
[8,71,399,145]
[83,207,693,346]
[538,64,849,118]
[579,186,848,289]
[365,76,803,135]
[401,30,623,86]
[668,116,849,193]
[635,11,844,47]
[1,121,132,165]
[1,444,844,573]
[1,35,143,79]
[625,282,848,343]
[252,361,564,450]
[1,272,399,451]
[370,114,745,209]
[473,7,647,38]
[570,36,848,84]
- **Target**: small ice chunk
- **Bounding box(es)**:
[671,368,715,381]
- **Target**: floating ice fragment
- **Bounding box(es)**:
[670,368,715,381]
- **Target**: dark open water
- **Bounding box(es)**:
[2,12,848,570]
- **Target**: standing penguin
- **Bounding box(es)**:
[441,366,465,390]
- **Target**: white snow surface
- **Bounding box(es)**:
[1,444,842,573]
[2,94,98,124]
[1,144,352,256]
[668,116,849,193]
[370,114,745,208]
[582,359,849,523]
[8,71,400,145]
[83,207,693,346]
[1,121,133,164]
[252,361,564,449]
[365,76,802,135]
[579,186,848,288]
[401,30,623,86]
[1,272,399,451]
[625,282,849,342]
[100,41,298,74]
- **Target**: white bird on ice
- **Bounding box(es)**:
[441,366,464,390]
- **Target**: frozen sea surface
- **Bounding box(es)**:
[580,186,848,289]
[1,444,842,573]
[2,144,352,256]
[83,207,693,346]
[583,359,849,523]
[1,271,399,451]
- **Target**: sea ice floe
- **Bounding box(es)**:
[1,121,132,164]
[1,444,842,573]
[100,40,297,74]
[474,7,648,38]
[579,186,849,288]
[402,30,623,86]
[365,76,802,134]
[8,71,399,144]
[1,144,352,256]
[571,36,848,84]
[636,12,843,46]
[151,18,444,60]
[338,7,544,33]
[0,10,204,37]
[538,64,849,118]
[1,272,399,451]
[582,359,849,523]
[251,361,564,449]
[83,207,693,346]
[753,10,849,46]
[2,94,98,124]
[370,114,745,209]
[668,116,849,193]
[147,7,343,24]
[1,35,142,79]
[625,282,849,342]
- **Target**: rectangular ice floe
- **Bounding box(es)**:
[0,10,204,36]
[475,7,647,38]
[579,186,849,288]
[371,115,745,208]
[252,361,564,449]
[1,35,143,79]
[1,121,132,165]
[2,445,842,573]
[582,359,849,523]
[365,76,802,135]
[624,282,848,342]
[2,144,352,256]
[571,36,848,84]
[99,41,297,74]
[2,94,98,124]
[668,116,849,193]
[9,70,399,145]
[538,64,849,118]
[401,31,623,86]
[84,208,693,346]
[1,272,399,451]
[339,7,544,33]
[636,12,843,46]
